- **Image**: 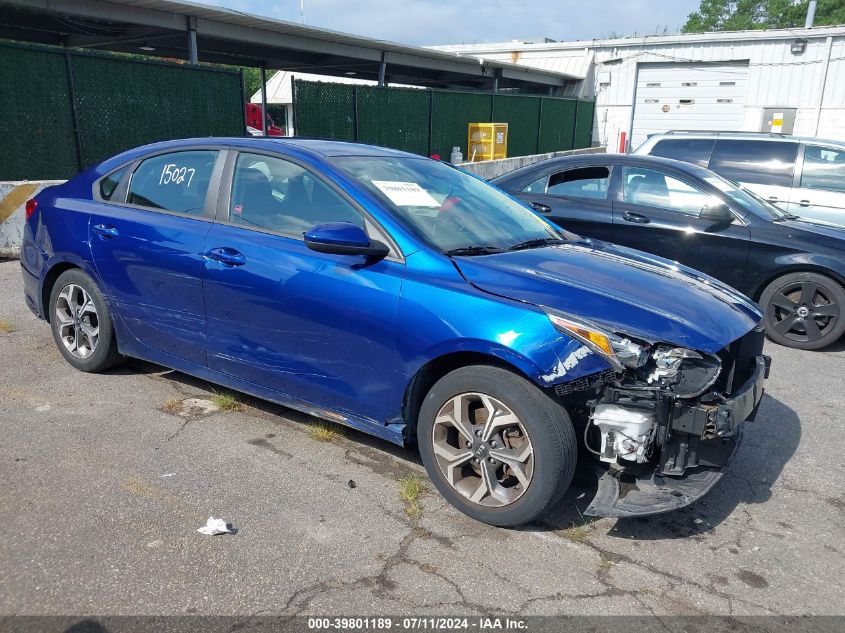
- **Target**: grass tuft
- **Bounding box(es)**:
[211,390,246,412]
[0,320,16,334]
[561,523,592,544]
[597,551,616,573]
[398,474,427,519]
[160,398,183,415]
[310,421,342,442]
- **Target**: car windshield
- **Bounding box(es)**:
[700,172,791,220]
[333,156,566,254]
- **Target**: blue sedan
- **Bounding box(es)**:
[20,138,769,525]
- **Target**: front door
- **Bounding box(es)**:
[202,150,405,423]
[89,148,222,365]
[611,166,751,290]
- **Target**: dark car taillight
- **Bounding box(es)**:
[25,198,37,220]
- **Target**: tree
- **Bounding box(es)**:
[682,0,845,33]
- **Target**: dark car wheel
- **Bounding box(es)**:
[417,365,577,527]
[49,269,124,372]
[760,272,845,350]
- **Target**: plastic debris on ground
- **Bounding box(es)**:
[197,516,234,536]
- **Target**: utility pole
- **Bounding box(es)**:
[805,0,817,28]
[300,0,305,24]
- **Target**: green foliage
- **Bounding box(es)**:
[682,0,845,33]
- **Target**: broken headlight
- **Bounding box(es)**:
[545,309,649,371]
[644,346,722,398]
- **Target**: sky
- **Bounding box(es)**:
[203,0,703,46]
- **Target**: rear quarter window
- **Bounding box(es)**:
[650,139,715,167]
[98,166,129,201]
[708,140,798,187]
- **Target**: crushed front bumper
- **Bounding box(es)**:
[584,355,770,518]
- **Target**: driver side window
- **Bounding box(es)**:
[623,167,717,216]
[229,153,364,236]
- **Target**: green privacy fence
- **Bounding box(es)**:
[0,41,245,181]
[293,79,595,159]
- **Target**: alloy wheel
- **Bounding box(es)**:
[431,392,534,508]
[55,283,100,358]
[769,279,840,345]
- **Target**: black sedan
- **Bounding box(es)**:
[492,153,845,350]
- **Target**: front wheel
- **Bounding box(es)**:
[417,365,577,527]
[49,268,123,372]
[760,272,845,350]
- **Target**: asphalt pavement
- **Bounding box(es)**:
[1,259,843,617]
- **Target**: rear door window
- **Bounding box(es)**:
[650,139,715,167]
[127,150,219,216]
[708,140,798,187]
[542,167,610,200]
[800,145,845,193]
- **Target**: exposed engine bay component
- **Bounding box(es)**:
[589,404,656,464]
[608,334,650,369]
[643,346,722,398]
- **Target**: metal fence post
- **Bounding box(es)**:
[352,85,359,142]
[427,90,434,157]
[238,68,247,135]
[536,97,544,154]
[572,99,581,150]
[63,51,84,172]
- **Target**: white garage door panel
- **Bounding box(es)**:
[631,62,749,149]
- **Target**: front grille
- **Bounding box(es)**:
[555,369,615,397]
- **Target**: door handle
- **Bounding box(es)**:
[623,211,650,224]
[799,200,811,207]
[204,247,246,267]
[530,202,552,213]
[767,196,780,203]
[92,224,119,239]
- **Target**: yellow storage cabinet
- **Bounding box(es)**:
[467,122,508,161]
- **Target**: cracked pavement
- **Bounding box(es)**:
[0,260,842,616]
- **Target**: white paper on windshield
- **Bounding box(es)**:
[371,181,440,207]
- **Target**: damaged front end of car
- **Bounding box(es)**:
[546,309,771,518]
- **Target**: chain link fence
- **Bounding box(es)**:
[0,41,245,181]
[294,79,595,159]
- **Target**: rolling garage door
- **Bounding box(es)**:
[630,62,749,149]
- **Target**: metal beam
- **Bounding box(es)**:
[260,64,268,136]
[186,16,198,64]
[377,51,386,87]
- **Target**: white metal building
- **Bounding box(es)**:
[433,25,845,152]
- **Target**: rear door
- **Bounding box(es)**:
[89,148,223,365]
[514,165,615,241]
[788,143,845,226]
[611,165,750,289]
[707,139,799,210]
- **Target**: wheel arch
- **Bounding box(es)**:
[750,264,845,302]
[40,256,101,323]
[400,350,539,446]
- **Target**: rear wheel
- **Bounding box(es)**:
[49,269,123,372]
[417,365,576,527]
[760,272,845,350]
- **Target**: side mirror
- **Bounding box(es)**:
[699,202,733,224]
[304,222,389,259]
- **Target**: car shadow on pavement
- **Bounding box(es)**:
[539,394,801,539]
[126,359,799,537]
[148,363,425,469]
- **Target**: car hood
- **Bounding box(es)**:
[453,240,762,353]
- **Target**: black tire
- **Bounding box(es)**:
[48,268,124,372]
[417,365,577,527]
[760,272,845,350]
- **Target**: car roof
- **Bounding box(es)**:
[96,136,421,173]
[644,131,845,148]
